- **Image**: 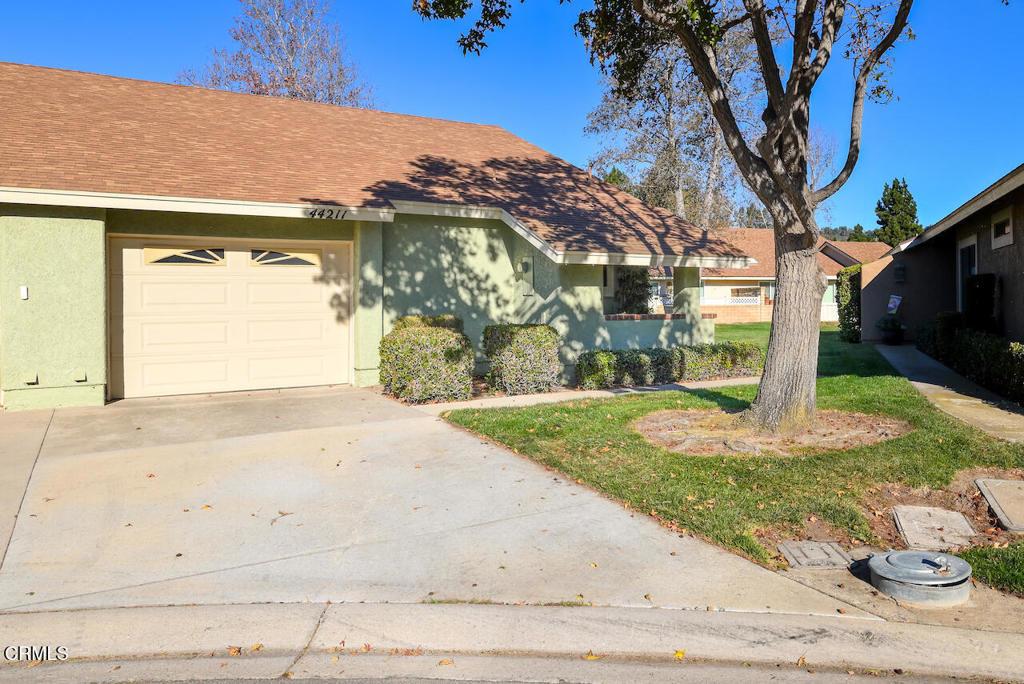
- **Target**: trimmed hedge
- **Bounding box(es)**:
[483,324,561,395]
[676,342,764,381]
[391,314,464,333]
[576,351,617,390]
[575,342,763,389]
[918,313,1024,403]
[379,326,473,403]
[836,264,862,343]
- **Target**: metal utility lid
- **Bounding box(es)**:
[868,551,972,586]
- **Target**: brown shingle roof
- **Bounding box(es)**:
[701,228,858,278]
[0,62,748,263]
[826,240,891,264]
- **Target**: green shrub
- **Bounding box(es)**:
[576,343,762,388]
[642,348,676,385]
[614,349,654,386]
[676,342,764,381]
[934,311,964,359]
[915,321,938,358]
[836,264,862,343]
[614,267,652,314]
[379,326,473,403]
[576,350,617,389]
[392,314,464,333]
[920,314,1024,403]
[482,324,560,395]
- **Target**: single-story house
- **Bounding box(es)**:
[862,163,1023,342]
[649,229,890,323]
[0,63,753,410]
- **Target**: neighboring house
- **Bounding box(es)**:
[863,163,1024,342]
[0,63,752,410]
[694,228,890,324]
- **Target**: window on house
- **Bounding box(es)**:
[601,265,615,296]
[251,249,321,266]
[730,286,760,299]
[991,207,1014,250]
[145,247,225,265]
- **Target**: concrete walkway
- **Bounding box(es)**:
[875,344,1024,442]
[417,375,761,415]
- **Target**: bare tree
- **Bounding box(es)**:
[180,0,371,107]
[586,30,762,230]
[415,0,938,431]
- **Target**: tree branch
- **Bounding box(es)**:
[633,1,775,203]
[813,0,913,203]
[805,0,846,88]
[742,0,785,112]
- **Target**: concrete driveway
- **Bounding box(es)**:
[0,387,861,617]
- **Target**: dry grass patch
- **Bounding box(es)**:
[634,409,911,457]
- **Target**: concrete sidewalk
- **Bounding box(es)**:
[416,375,761,415]
[0,602,1021,682]
[875,344,1024,442]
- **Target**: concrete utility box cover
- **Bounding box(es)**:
[778,540,852,569]
[893,506,975,550]
[976,479,1024,532]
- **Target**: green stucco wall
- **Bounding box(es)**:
[379,213,711,382]
[0,205,107,409]
[0,205,712,407]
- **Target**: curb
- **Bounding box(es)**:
[1,602,1022,681]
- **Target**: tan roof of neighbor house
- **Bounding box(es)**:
[0,62,749,264]
[826,240,891,264]
[702,228,887,278]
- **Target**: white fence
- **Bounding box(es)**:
[699,295,762,306]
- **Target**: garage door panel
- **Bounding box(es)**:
[140,280,231,308]
[245,281,326,306]
[246,318,328,344]
[109,239,352,399]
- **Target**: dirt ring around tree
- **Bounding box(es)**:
[634,409,912,457]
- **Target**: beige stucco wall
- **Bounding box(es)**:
[861,233,957,342]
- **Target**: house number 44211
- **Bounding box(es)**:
[306,207,349,220]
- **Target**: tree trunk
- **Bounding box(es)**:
[699,132,724,229]
[744,227,827,432]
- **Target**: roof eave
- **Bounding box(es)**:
[903,163,1024,252]
[0,185,397,223]
[390,199,754,267]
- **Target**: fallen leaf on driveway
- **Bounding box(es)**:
[674,650,686,660]
[250,642,263,652]
[796,655,807,667]
[146,473,156,478]
[227,646,242,657]
[590,562,598,568]
[201,504,213,510]
[438,658,454,666]
[271,511,293,525]
[582,650,603,661]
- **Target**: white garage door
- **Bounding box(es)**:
[109,237,352,399]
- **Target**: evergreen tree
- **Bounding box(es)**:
[848,223,874,242]
[875,178,922,247]
[603,167,631,190]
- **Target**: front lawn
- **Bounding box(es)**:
[960,542,1024,596]
[445,325,1024,564]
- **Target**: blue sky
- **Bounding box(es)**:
[2,1,1021,228]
